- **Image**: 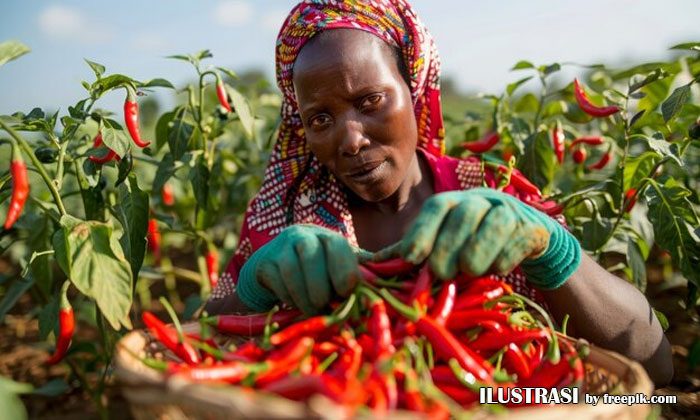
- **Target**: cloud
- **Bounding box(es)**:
[38,5,113,45]
[213,1,253,28]
[131,33,168,52]
[262,9,289,34]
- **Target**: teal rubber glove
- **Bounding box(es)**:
[400,188,581,289]
[237,224,363,315]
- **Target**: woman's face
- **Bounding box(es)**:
[292,29,419,203]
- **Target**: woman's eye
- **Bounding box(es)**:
[309,114,331,128]
[361,94,383,109]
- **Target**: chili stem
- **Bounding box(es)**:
[0,120,67,216]
[159,297,185,343]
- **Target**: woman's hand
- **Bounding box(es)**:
[237,224,362,315]
[399,188,567,283]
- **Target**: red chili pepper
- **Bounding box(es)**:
[88,133,120,164]
[142,311,200,365]
[429,365,463,387]
[206,310,301,336]
[468,328,549,352]
[124,88,150,148]
[46,282,74,365]
[147,218,161,265]
[586,151,611,170]
[430,281,456,325]
[462,132,499,154]
[573,78,620,118]
[261,374,323,400]
[366,374,389,418]
[529,200,565,216]
[161,182,174,206]
[446,310,510,331]
[504,342,532,380]
[570,136,604,147]
[364,258,415,277]
[215,74,233,113]
[409,264,432,309]
[227,340,265,362]
[572,146,587,164]
[434,383,478,405]
[4,144,29,230]
[496,166,541,197]
[454,286,507,310]
[624,188,637,213]
[552,124,565,164]
[253,336,315,386]
[417,316,494,383]
[174,361,250,384]
[205,248,219,290]
[366,293,394,359]
[328,329,363,381]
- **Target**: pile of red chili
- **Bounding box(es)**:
[142,261,585,418]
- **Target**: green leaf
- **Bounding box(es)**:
[627,240,647,292]
[32,379,70,397]
[506,76,533,96]
[669,42,700,52]
[183,294,204,320]
[511,60,535,71]
[152,153,177,194]
[51,215,133,330]
[226,85,255,139]
[0,376,31,420]
[581,211,614,251]
[653,309,669,332]
[629,68,669,93]
[117,174,149,283]
[0,275,34,322]
[623,151,660,191]
[38,294,59,340]
[101,122,130,158]
[539,63,561,77]
[0,41,30,67]
[216,67,238,81]
[27,215,54,294]
[513,93,539,114]
[661,84,691,122]
[518,131,556,189]
[155,109,177,150]
[91,74,133,96]
[190,155,210,206]
[84,59,105,78]
[642,132,683,167]
[114,152,133,187]
[645,178,700,291]
[688,339,700,371]
[168,117,195,160]
[540,100,568,119]
[139,78,174,89]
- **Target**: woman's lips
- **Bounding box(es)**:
[346,160,386,183]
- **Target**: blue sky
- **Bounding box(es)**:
[1,0,699,115]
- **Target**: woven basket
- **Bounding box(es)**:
[114,322,654,420]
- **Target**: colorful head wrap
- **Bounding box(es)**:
[244,0,444,249]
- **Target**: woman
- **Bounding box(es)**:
[205,0,672,386]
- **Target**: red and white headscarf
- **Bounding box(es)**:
[212,0,447,298]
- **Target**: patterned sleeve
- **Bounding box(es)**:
[209,216,255,300]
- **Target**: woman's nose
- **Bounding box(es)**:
[338,117,371,156]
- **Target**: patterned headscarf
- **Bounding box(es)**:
[244,0,443,248]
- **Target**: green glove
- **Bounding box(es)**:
[400,188,581,289]
[237,224,362,315]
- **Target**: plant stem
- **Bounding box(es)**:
[0,119,67,216]
[532,75,547,133]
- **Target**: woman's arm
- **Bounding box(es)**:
[540,252,673,387]
[203,291,254,315]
